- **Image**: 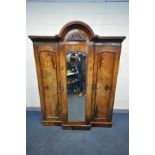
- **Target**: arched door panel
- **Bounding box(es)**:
[95,51,115,118]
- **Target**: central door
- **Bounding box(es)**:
[59,27,95,129]
[59,42,94,128]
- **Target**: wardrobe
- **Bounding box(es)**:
[29,21,125,130]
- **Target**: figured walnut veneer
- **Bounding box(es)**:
[29,21,125,130]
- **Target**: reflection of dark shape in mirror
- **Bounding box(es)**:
[66,51,87,122]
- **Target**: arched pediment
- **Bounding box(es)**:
[59,21,95,41]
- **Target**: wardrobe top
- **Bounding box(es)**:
[28,35,126,43]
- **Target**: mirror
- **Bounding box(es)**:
[66,51,87,122]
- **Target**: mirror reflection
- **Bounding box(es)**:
[66,51,87,122]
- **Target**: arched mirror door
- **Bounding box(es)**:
[61,26,93,125]
[58,22,95,129]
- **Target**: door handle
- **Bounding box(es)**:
[104,85,111,91]
[61,87,64,91]
[92,84,96,90]
[60,85,64,91]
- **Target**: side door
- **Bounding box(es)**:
[34,43,60,123]
[93,45,116,123]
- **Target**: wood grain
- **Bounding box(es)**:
[29,21,125,129]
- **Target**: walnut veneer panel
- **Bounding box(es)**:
[95,52,115,118]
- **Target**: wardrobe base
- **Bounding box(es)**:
[41,120,112,129]
[62,122,91,130]
[91,121,112,127]
[42,120,62,126]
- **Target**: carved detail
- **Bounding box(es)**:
[98,55,104,67]
[65,30,87,41]
[59,21,95,40]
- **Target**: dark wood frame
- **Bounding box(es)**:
[29,21,125,130]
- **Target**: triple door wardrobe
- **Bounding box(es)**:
[29,21,125,130]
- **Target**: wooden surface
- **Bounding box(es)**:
[29,21,125,130]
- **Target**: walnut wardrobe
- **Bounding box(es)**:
[29,21,125,130]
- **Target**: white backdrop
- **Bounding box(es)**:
[26,1,129,109]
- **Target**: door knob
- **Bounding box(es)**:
[104,85,111,91]
[60,85,64,91]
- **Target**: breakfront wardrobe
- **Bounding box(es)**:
[29,21,125,130]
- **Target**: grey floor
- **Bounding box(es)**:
[26,111,129,155]
[68,93,85,121]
